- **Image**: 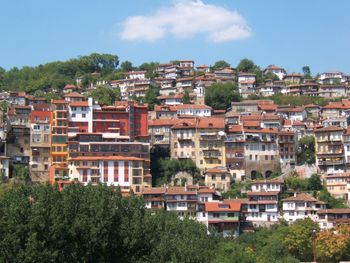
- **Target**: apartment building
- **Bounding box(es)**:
[148,119,174,147]
[68,156,150,193]
[30,105,51,182]
[195,118,226,171]
[165,186,198,218]
[225,124,245,177]
[245,178,284,225]
[282,193,326,222]
[244,128,280,179]
[198,200,241,237]
[237,73,256,98]
[263,65,286,80]
[278,130,297,167]
[344,127,350,170]
[314,126,345,174]
[7,105,31,166]
[322,172,350,200]
[142,186,166,210]
[317,209,350,229]
[204,167,232,192]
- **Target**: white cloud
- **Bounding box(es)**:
[120,0,251,43]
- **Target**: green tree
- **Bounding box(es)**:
[86,85,120,105]
[307,174,323,191]
[11,164,30,182]
[283,218,319,261]
[183,89,191,104]
[212,60,231,70]
[213,241,256,263]
[318,188,347,208]
[138,62,159,79]
[143,85,160,110]
[236,58,264,85]
[205,82,240,110]
[302,66,312,79]
[120,60,133,72]
[297,135,315,165]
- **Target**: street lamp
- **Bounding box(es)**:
[312,229,317,262]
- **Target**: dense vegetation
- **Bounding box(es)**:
[205,82,240,110]
[0,184,349,262]
[297,135,316,165]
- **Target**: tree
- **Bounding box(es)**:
[297,135,315,165]
[86,85,120,105]
[213,241,255,263]
[307,174,323,191]
[138,62,159,79]
[143,85,160,110]
[212,60,231,70]
[11,164,30,182]
[236,58,264,85]
[183,89,191,104]
[316,225,350,262]
[0,184,216,262]
[302,66,312,79]
[318,188,347,208]
[205,83,240,110]
[283,218,319,262]
[120,61,133,72]
[263,71,279,81]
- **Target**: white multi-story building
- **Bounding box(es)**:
[175,104,212,117]
[263,65,287,80]
[282,193,326,222]
[318,72,347,84]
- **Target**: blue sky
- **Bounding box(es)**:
[1,0,350,74]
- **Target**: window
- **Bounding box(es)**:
[33,125,40,130]
[82,114,86,118]
[265,155,268,161]
[72,113,76,118]
[221,174,226,180]
[211,175,216,181]
[213,213,220,218]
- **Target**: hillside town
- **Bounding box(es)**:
[1,59,350,238]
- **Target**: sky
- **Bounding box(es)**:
[1,0,350,74]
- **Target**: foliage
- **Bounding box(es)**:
[213,241,255,263]
[211,60,231,70]
[317,188,347,208]
[297,135,315,165]
[283,218,319,261]
[302,66,312,79]
[143,85,160,110]
[263,71,279,81]
[315,225,350,262]
[285,174,322,192]
[0,184,215,262]
[236,58,264,85]
[0,53,119,93]
[11,164,30,182]
[205,82,240,110]
[138,62,159,79]
[183,89,191,104]
[120,60,133,72]
[86,85,120,105]
[150,146,170,186]
[222,181,250,199]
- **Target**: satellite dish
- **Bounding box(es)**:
[218,131,225,136]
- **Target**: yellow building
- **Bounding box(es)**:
[49,100,69,182]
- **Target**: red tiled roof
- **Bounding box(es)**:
[149,119,176,127]
[142,187,166,194]
[205,167,230,174]
[317,209,350,214]
[282,193,318,202]
[175,104,212,110]
[244,128,278,134]
[227,125,243,133]
[247,191,279,196]
[205,201,241,212]
[197,117,224,129]
[64,84,77,90]
[69,156,144,161]
[243,121,260,127]
[314,126,344,133]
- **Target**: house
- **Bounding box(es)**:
[198,200,241,237]
[148,118,174,147]
[225,124,245,178]
[214,68,235,82]
[283,74,302,84]
[244,128,280,179]
[282,193,327,222]
[204,167,232,192]
[196,64,210,73]
[278,130,297,167]
[263,65,286,80]
[304,104,321,119]
[277,106,307,121]
[63,84,79,94]
[318,72,347,85]
[317,209,350,229]
[142,187,166,210]
[237,73,256,98]
[165,186,197,218]
[157,78,176,95]
[175,104,212,117]
[321,102,349,119]
[314,126,345,174]
[176,77,194,92]
[343,127,350,171]
[157,94,185,105]
[319,85,347,98]
[322,173,350,200]
[127,71,146,80]
[155,105,177,119]
[179,60,194,77]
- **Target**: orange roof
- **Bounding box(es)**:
[227,125,243,133]
[240,115,262,122]
[314,126,344,133]
[142,187,166,194]
[154,105,177,112]
[149,118,176,126]
[197,117,224,129]
[64,84,77,90]
[317,209,350,214]
[70,101,89,107]
[205,201,241,212]
[259,104,277,111]
[243,121,260,127]
[166,187,196,195]
[247,191,279,196]
[52,100,67,104]
[171,119,197,129]
[197,188,217,194]
[345,127,350,136]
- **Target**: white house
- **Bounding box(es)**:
[282,193,326,222]
[175,104,212,117]
[263,65,286,80]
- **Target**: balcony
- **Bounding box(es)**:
[318,159,344,165]
[177,135,193,141]
[203,150,221,158]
